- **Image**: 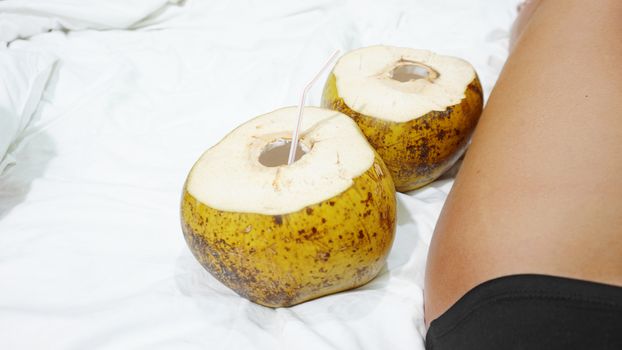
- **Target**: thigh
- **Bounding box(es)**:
[424,0,622,326]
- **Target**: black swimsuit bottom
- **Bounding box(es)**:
[425,274,622,349]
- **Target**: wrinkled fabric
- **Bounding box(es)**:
[0,0,181,43]
[0,49,56,173]
[0,0,520,349]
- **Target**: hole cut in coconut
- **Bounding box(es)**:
[390,61,439,82]
[259,139,309,167]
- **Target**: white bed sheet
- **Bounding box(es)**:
[0,0,520,349]
[0,48,56,173]
[0,0,181,43]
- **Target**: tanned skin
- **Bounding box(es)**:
[425,0,622,326]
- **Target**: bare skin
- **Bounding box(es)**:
[425,0,622,326]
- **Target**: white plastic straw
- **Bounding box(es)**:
[287,50,341,165]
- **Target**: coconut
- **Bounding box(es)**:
[322,45,484,191]
[180,106,396,307]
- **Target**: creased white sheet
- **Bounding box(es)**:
[0,0,181,43]
[0,0,520,349]
[0,48,56,173]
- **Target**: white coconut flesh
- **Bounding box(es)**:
[186,106,375,215]
[333,45,476,122]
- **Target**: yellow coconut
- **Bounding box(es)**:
[180,107,396,307]
[322,45,484,191]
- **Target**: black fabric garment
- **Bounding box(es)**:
[426,274,622,350]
